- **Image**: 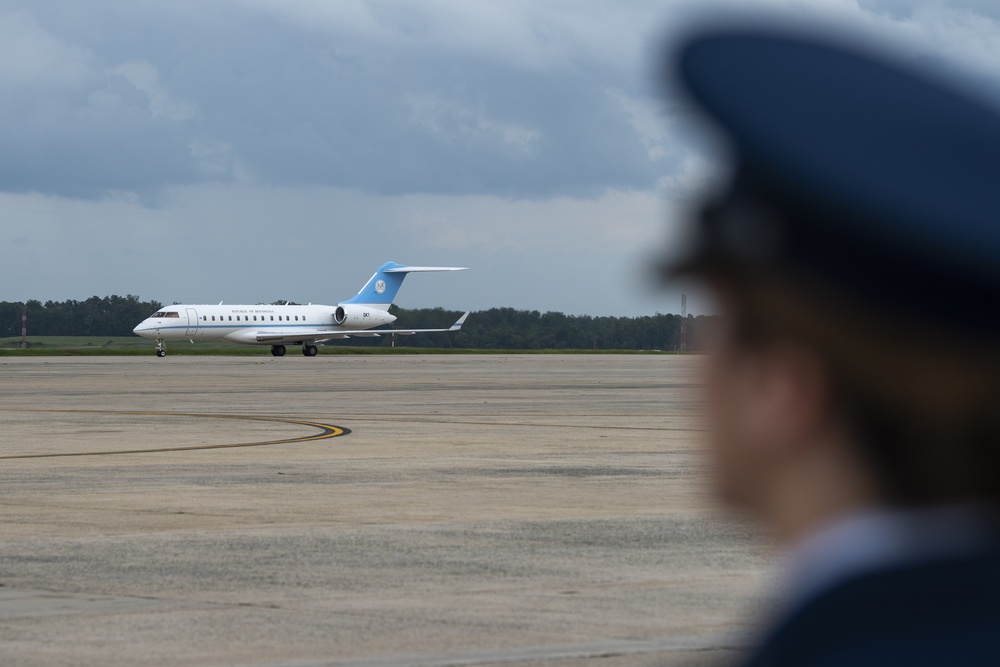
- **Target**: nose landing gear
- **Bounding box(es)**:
[155,339,166,357]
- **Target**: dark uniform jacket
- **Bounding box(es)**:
[740,551,1000,667]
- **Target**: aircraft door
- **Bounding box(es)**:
[185,308,199,336]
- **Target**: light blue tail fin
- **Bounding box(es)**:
[342,262,467,310]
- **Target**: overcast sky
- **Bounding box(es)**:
[2,1,999,316]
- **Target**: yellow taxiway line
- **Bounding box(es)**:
[0,409,350,460]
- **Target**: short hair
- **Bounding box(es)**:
[714,267,1000,507]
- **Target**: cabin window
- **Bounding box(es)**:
[295,315,299,321]
[253,316,257,321]
[270,316,274,321]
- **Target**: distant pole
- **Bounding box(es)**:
[391,333,395,348]
[21,306,27,349]
[680,294,687,353]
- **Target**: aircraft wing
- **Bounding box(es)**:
[247,313,467,344]
[381,312,470,335]
[250,329,350,344]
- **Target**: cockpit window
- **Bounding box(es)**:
[151,311,181,318]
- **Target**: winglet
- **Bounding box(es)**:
[450,312,470,331]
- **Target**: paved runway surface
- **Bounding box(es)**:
[0,355,771,666]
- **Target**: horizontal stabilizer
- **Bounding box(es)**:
[383,266,468,273]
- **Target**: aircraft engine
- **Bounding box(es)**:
[334,305,396,328]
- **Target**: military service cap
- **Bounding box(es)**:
[667,27,1000,336]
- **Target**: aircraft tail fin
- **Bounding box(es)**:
[342,262,467,309]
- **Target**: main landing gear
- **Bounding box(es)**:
[271,344,317,357]
[155,339,166,357]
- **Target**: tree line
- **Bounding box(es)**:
[380,306,715,351]
[0,296,163,338]
[0,297,715,351]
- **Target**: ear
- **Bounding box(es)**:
[739,345,833,461]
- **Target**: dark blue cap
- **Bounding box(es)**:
[669,27,1000,335]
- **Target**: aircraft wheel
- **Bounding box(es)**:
[156,349,167,358]
[271,345,286,357]
[303,345,318,357]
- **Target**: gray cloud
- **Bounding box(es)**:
[6,1,999,204]
[0,1,673,202]
[859,0,1000,22]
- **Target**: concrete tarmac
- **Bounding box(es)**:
[0,355,771,666]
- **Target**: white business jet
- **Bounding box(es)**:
[133,262,469,357]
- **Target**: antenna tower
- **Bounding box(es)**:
[680,294,687,353]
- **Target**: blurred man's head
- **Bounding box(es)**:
[663,27,1000,540]
[700,263,1000,542]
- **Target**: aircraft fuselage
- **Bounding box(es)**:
[133,303,393,345]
